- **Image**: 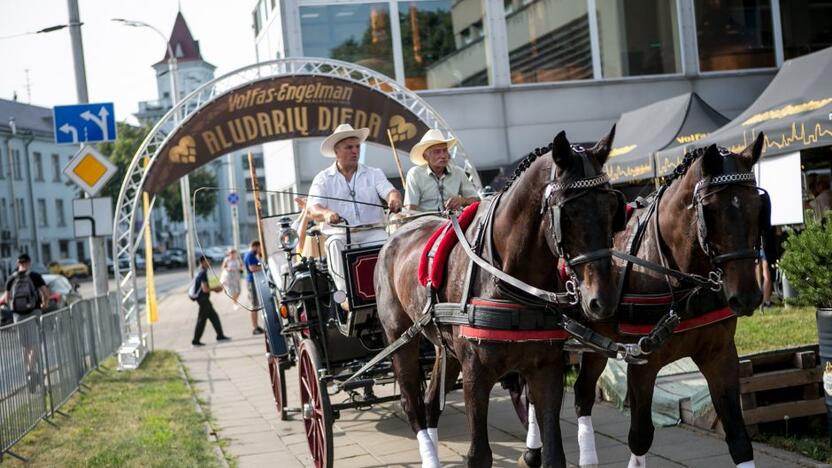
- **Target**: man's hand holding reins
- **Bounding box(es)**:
[387,190,403,213]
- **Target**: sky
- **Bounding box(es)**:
[1,0,257,125]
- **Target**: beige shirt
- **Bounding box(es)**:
[404,164,479,211]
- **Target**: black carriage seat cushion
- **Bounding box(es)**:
[418,201,481,288]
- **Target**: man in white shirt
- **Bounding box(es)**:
[307,124,402,292]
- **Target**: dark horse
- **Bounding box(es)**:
[519,135,768,468]
[375,128,624,468]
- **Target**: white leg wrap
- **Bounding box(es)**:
[736,462,755,468]
[526,403,543,449]
[427,427,438,448]
[417,429,441,468]
[577,416,598,467]
[628,453,646,468]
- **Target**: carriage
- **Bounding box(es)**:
[252,213,437,467]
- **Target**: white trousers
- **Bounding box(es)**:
[325,228,388,293]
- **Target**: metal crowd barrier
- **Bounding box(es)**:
[0,295,122,462]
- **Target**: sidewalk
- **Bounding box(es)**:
[153,288,819,467]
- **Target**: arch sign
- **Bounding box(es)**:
[114,59,465,366]
[145,75,429,194]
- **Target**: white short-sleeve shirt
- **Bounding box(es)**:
[308,163,396,233]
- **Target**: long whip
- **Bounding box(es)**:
[387,129,407,185]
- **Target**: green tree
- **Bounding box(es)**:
[97,122,150,202]
[159,168,218,222]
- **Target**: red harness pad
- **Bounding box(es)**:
[459,299,569,341]
[618,304,735,335]
[458,299,569,342]
[418,202,481,288]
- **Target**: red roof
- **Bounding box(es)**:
[154,12,212,66]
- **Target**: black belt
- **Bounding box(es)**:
[433,300,570,331]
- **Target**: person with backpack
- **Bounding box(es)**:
[3,253,50,322]
[3,253,50,392]
[191,255,231,347]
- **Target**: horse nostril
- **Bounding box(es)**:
[728,296,742,312]
[588,298,602,315]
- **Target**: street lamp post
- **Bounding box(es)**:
[112,18,196,278]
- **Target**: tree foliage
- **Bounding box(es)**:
[97,122,150,203]
[159,168,218,222]
[779,212,832,308]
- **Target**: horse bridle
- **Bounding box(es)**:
[540,151,626,299]
[693,171,771,266]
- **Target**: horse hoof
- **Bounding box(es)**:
[517,448,541,468]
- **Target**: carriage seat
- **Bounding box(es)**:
[418,202,481,289]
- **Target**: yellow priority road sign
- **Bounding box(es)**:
[64,145,117,197]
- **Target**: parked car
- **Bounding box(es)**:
[202,246,226,263]
[107,255,146,273]
[166,250,187,268]
[48,258,90,278]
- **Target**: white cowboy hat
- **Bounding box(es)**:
[320,123,370,158]
[409,129,457,166]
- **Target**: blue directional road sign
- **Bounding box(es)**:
[227,192,239,205]
[53,102,117,144]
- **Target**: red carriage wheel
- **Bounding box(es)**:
[265,340,288,421]
[298,339,333,468]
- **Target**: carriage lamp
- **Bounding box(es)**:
[278,217,299,251]
[332,290,347,305]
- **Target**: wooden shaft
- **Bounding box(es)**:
[387,129,406,185]
[248,151,268,259]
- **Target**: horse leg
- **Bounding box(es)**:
[693,342,755,467]
[462,354,498,467]
[425,350,461,451]
[524,362,567,468]
[573,352,608,468]
[626,360,661,468]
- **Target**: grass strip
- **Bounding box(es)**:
[6,351,222,468]
[735,306,818,356]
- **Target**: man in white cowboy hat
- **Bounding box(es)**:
[307,123,402,291]
[404,129,480,212]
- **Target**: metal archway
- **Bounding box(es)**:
[112,57,472,357]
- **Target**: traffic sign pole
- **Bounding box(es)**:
[227,153,240,250]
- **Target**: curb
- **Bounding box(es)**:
[176,354,231,468]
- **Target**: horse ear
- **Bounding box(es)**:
[589,124,616,166]
[741,132,765,166]
[551,131,572,168]
[701,144,722,176]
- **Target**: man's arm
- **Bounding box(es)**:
[403,170,422,211]
[386,190,402,213]
[306,203,342,224]
[39,285,50,308]
[445,172,481,210]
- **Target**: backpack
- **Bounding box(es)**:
[187,274,202,301]
[10,271,39,313]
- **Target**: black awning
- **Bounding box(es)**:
[657,46,832,170]
[606,92,728,184]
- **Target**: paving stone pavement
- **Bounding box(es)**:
[152,287,820,467]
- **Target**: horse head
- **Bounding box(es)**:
[545,127,625,321]
[666,133,767,316]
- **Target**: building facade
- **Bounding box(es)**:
[0,99,93,276]
[251,0,831,195]
[135,12,260,249]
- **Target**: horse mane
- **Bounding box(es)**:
[501,143,554,193]
[660,146,711,190]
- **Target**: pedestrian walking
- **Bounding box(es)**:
[243,240,266,335]
[2,253,51,391]
[191,256,231,346]
[220,248,244,309]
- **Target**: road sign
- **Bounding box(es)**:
[227,192,239,205]
[53,102,117,144]
[73,197,113,238]
[64,145,117,196]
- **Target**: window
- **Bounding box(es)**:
[16,198,26,227]
[13,150,22,180]
[0,198,6,227]
[399,0,490,89]
[779,0,832,60]
[300,3,395,78]
[245,176,266,190]
[56,199,66,226]
[0,149,5,180]
[694,0,775,71]
[506,0,592,84]
[42,243,52,264]
[76,241,86,261]
[52,154,61,181]
[247,200,257,217]
[37,198,48,227]
[59,240,70,258]
[596,0,681,77]
[33,152,44,181]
